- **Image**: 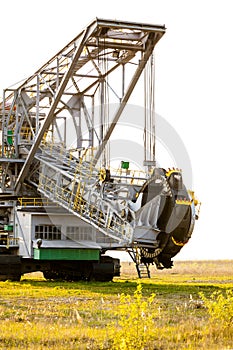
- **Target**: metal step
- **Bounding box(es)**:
[136,263,151,278]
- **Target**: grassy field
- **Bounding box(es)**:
[0,260,232,349]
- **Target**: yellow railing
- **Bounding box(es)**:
[19,126,35,140]
[38,172,133,242]
[111,167,146,186]
[18,197,57,207]
[0,236,19,248]
[0,145,16,158]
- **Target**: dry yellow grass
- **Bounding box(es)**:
[0,260,232,349]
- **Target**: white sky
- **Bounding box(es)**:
[0,0,232,261]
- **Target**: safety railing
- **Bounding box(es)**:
[38,171,133,244]
[17,197,58,207]
[36,143,135,243]
[109,167,147,186]
[20,126,35,142]
[0,236,19,248]
[0,145,16,158]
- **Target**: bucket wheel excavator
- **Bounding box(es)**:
[0,18,200,281]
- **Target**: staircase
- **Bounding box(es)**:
[36,143,134,245]
[136,263,151,278]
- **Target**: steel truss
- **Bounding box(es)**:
[0,18,165,194]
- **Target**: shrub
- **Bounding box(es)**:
[200,289,233,326]
[107,282,158,350]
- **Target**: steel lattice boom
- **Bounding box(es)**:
[0,18,165,194]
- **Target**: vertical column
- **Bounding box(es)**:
[36,74,40,135]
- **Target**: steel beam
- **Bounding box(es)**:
[93,32,163,165]
[14,21,97,193]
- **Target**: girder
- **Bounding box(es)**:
[0,18,165,195]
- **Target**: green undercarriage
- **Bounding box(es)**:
[33,248,100,260]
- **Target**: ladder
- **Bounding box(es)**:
[136,263,151,279]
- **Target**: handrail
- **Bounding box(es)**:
[0,236,19,248]
[18,197,58,207]
[38,171,133,243]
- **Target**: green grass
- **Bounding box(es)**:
[0,261,232,349]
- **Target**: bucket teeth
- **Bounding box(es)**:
[175,198,192,205]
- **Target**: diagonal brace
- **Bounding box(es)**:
[15,22,97,194]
